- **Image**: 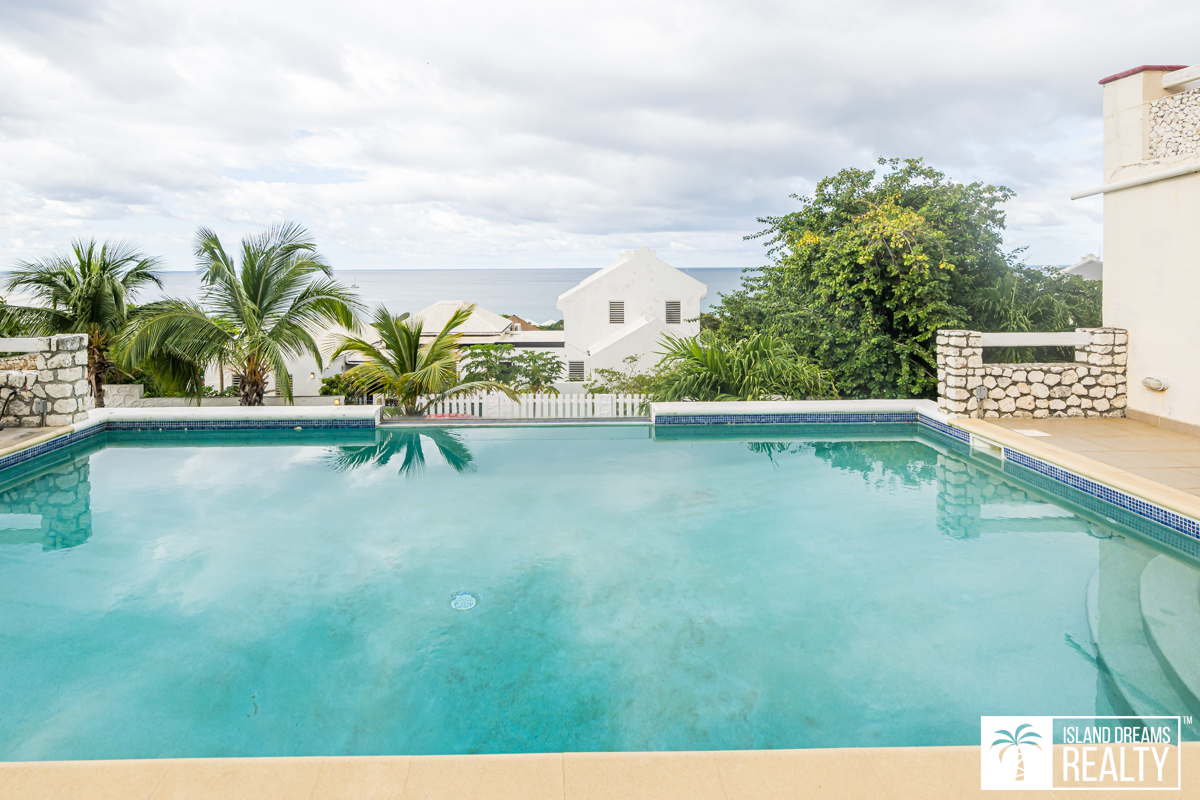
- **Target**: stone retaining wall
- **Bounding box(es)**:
[936,328,1127,419]
[101,384,345,408]
[0,334,94,428]
[1150,87,1200,158]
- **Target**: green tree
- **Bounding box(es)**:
[651,330,836,402]
[461,343,563,392]
[124,223,360,405]
[715,158,1016,398]
[971,266,1102,361]
[331,304,518,416]
[3,238,164,407]
[583,355,666,396]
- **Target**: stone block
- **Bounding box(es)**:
[1091,333,1114,346]
[53,397,77,413]
[43,413,72,427]
[73,351,88,366]
[1061,370,1078,384]
[1081,377,1096,386]
[1043,373,1061,386]
[946,387,970,401]
[1105,386,1116,398]
[45,383,71,399]
[945,357,967,370]
[74,379,90,396]
[1093,398,1111,412]
[989,388,1006,400]
[966,355,983,368]
[52,334,85,351]
[1033,409,1050,418]
[947,375,966,388]
[999,397,1016,413]
[983,375,997,389]
[1115,333,1128,345]
[56,366,84,382]
[1049,399,1067,410]
[997,377,1012,388]
[1014,410,1033,418]
[1031,383,1050,399]
[1006,385,1021,398]
[1112,395,1127,409]
[1015,382,1031,395]
[1050,386,1072,398]
[983,410,999,419]
[45,353,73,369]
[38,370,54,383]
[966,376,983,389]
[1088,353,1113,366]
[1079,397,1093,409]
[1098,373,1117,386]
[1029,370,1045,383]
[1016,395,1036,410]
[1011,370,1027,383]
[1088,385,1106,398]
[1114,354,1127,366]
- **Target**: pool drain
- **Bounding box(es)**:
[451,592,476,611]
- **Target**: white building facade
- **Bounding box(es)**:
[556,246,707,379]
[1087,63,1200,430]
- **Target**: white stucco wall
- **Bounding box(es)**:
[203,351,349,397]
[557,246,706,375]
[1100,67,1200,426]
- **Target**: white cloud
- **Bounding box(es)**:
[0,0,1194,270]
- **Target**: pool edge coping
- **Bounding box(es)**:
[2,743,1197,798]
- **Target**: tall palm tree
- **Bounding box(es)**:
[330,304,518,416]
[2,238,164,408]
[990,723,1042,781]
[124,223,361,405]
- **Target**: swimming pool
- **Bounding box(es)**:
[1,423,1197,760]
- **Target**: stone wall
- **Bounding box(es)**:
[1150,87,1200,158]
[0,334,94,428]
[936,328,1127,419]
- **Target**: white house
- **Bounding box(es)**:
[556,246,707,379]
[1062,253,1103,281]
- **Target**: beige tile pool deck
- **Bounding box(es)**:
[6,415,1200,798]
[4,744,1199,799]
[990,416,1200,497]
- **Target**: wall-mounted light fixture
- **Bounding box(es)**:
[310,372,316,379]
[1143,376,1169,391]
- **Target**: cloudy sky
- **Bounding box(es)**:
[0,0,1195,272]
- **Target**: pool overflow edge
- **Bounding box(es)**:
[1,404,1197,546]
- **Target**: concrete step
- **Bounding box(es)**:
[1140,554,1200,712]
[1086,547,1191,720]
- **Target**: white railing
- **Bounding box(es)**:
[422,393,648,419]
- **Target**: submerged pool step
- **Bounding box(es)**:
[1086,547,1193,721]
[1140,554,1200,712]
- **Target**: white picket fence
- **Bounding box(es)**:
[422,393,648,419]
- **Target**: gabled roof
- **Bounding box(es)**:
[1062,254,1102,278]
[409,301,513,336]
[557,246,707,304]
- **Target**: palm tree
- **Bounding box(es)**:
[651,330,837,402]
[2,238,164,408]
[124,223,361,405]
[990,723,1042,781]
[330,304,519,416]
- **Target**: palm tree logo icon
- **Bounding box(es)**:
[990,723,1043,781]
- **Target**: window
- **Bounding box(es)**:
[665,301,681,324]
[609,301,624,324]
[568,361,585,381]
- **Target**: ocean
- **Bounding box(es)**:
[146,268,750,324]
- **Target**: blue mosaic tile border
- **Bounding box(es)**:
[656,412,921,425]
[1004,448,1200,542]
[0,423,105,473]
[1001,458,1200,560]
[104,419,374,431]
[916,414,971,444]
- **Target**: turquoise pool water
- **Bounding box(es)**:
[1,424,1197,760]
